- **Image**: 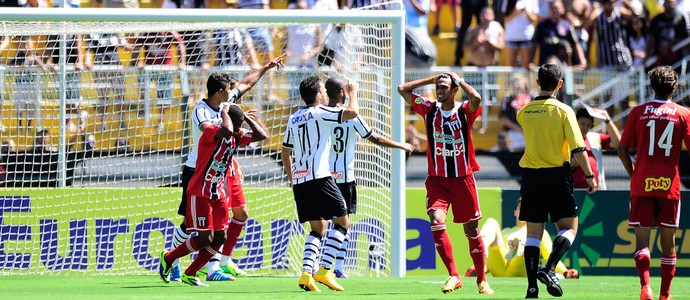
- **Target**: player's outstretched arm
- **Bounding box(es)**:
[397,76,435,106]
[281,146,293,184]
[618,146,634,177]
[215,104,234,140]
[236,53,287,95]
[342,81,360,121]
[366,133,414,153]
[244,108,269,142]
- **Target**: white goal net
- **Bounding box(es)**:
[0,7,404,276]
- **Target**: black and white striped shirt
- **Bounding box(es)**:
[283,105,344,185]
[595,10,632,68]
[329,116,372,184]
[185,88,241,168]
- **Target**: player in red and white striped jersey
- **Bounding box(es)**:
[398,72,494,295]
[618,66,690,300]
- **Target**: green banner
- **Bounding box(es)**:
[502,190,690,276]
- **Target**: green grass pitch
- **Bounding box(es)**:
[1,275,689,299]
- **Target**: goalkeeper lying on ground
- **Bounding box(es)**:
[465,198,579,279]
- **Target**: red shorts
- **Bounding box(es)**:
[185,194,229,232]
[425,175,482,224]
[228,175,246,208]
[629,196,681,228]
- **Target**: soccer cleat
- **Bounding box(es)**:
[465,265,477,277]
[564,268,579,279]
[537,268,563,297]
[441,276,463,293]
[220,260,247,277]
[478,281,495,295]
[170,265,181,282]
[639,285,653,300]
[181,274,209,287]
[334,269,348,279]
[206,270,234,281]
[158,251,172,283]
[196,267,209,277]
[314,267,345,291]
[298,271,321,292]
[525,287,539,299]
[659,296,672,300]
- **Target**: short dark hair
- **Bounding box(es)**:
[227,105,245,129]
[325,77,347,102]
[575,108,593,122]
[436,73,458,88]
[299,75,322,105]
[648,66,678,98]
[207,72,232,97]
[537,64,562,91]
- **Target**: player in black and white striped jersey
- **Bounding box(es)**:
[169,53,285,282]
[281,75,359,292]
[324,77,413,278]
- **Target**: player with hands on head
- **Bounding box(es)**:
[158,103,245,287]
[398,71,494,295]
[168,53,285,282]
[324,77,413,278]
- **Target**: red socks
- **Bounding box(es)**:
[222,218,246,257]
[467,231,487,283]
[431,223,459,277]
[634,247,651,287]
[660,255,676,297]
[165,238,200,265]
[185,244,221,276]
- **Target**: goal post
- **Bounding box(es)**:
[0,7,406,277]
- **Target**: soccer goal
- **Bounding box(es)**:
[0,6,406,277]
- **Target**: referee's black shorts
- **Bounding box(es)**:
[336,181,358,215]
[293,177,347,223]
[519,163,578,223]
[177,165,196,216]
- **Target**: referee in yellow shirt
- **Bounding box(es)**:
[516,64,597,299]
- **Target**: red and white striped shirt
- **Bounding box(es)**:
[188,125,237,200]
[411,93,481,178]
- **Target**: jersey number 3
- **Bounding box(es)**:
[646,120,674,157]
[333,127,345,153]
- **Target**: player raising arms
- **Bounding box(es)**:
[324,77,413,278]
[397,72,494,295]
[158,103,245,287]
[281,76,359,292]
[169,53,285,282]
[618,66,690,300]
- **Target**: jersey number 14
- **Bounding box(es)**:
[646,120,674,157]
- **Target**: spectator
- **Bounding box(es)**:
[405,0,437,68]
[563,0,592,52]
[629,15,647,68]
[131,31,187,132]
[499,73,530,151]
[0,36,10,132]
[571,108,620,190]
[430,0,460,36]
[465,198,579,279]
[85,33,131,131]
[0,0,38,6]
[115,137,130,154]
[489,132,515,152]
[236,0,277,100]
[405,119,427,152]
[454,0,489,66]
[503,0,540,68]
[647,0,688,68]
[0,139,14,187]
[45,31,84,131]
[9,36,47,131]
[463,7,505,66]
[529,0,587,68]
[320,23,364,73]
[91,0,139,8]
[285,0,323,100]
[212,28,260,69]
[586,0,635,69]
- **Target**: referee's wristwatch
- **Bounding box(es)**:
[585,174,595,179]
